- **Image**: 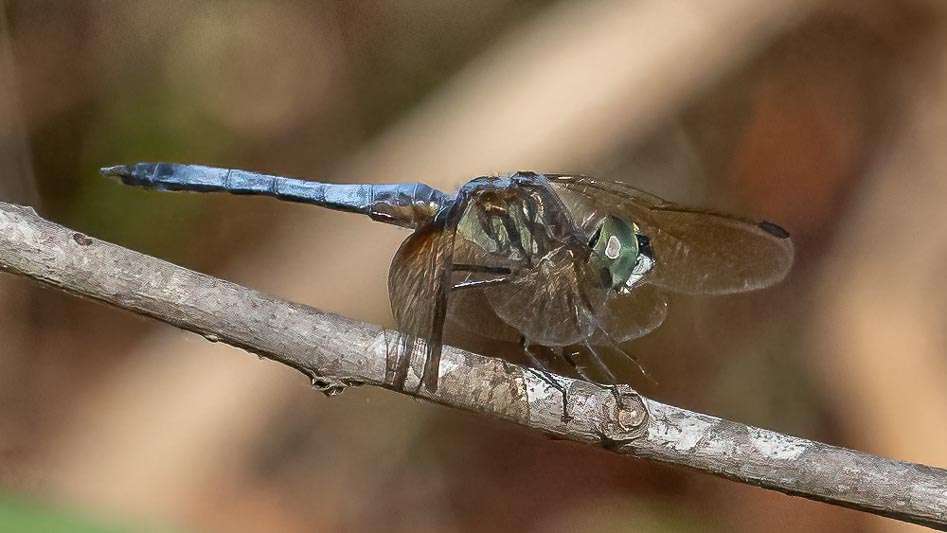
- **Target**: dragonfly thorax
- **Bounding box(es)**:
[588,215,652,290]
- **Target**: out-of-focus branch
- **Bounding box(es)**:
[1,201,944,530]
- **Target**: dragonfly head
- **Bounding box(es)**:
[588,215,653,291]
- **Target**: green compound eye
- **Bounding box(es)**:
[588,215,643,289]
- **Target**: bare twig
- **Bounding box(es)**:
[1,201,945,529]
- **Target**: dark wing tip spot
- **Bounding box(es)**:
[758,220,790,239]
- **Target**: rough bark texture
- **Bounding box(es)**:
[1,201,945,529]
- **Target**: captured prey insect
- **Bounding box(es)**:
[101,163,794,394]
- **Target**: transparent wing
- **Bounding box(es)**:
[599,284,669,343]
[447,286,522,343]
[484,248,607,346]
[387,217,460,392]
[451,235,636,347]
[549,175,794,295]
[447,179,608,347]
[448,236,523,343]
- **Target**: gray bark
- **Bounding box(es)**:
[1,201,945,529]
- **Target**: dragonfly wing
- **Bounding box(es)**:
[448,236,523,343]
[598,284,669,343]
[550,175,794,295]
[387,202,464,392]
[448,176,601,346]
[484,248,608,347]
[447,286,523,343]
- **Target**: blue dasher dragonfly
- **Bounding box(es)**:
[101,163,793,394]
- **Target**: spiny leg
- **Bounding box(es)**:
[596,328,657,386]
[451,277,511,291]
[583,340,618,385]
[587,329,660,412]
[520,337,572,423]
[580,340,628,409]
[451,263,512,291]
[562,348,599,383]
[562,343,635,414]
[451,263,511,275]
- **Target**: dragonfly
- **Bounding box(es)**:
[101,163,793,394]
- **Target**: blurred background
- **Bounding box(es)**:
[1,0,945,531]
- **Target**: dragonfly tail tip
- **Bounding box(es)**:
[99,164,131,179]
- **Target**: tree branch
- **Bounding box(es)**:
[1,200,944,529]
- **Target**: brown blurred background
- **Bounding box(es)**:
[1,1,945,532]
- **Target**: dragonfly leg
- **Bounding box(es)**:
[563,345,617,385]
[606,331,656,386]
[450,264,513,291]
[520,337,572,423]
[451,263,512,274]
[451,277,511,291]
[580,341,630,411]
